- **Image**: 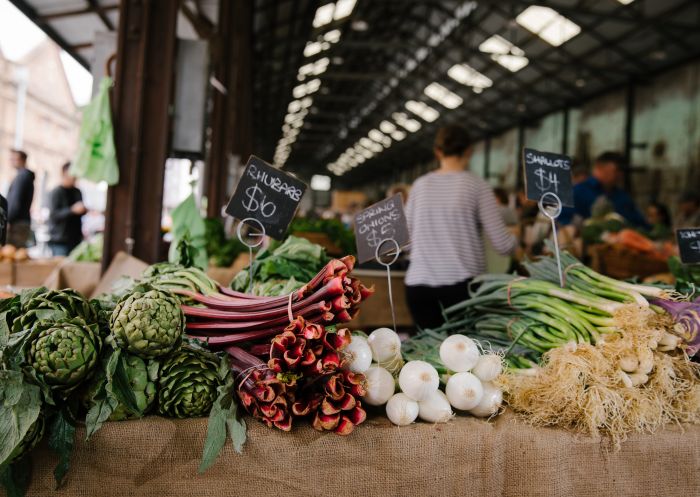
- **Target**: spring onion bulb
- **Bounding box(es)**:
[398,361,440,401]
[472,354,503,382]
[439,335,480,372]
[343,336,373,373]
[418,390,453,423]
[469,381,503,418]
[386,393,419,426]
[445,372,483,411]
[368,328,402,362]
[363,366,396,406]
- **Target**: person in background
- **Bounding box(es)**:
[572,166,589,185]
[559,152,647,228]
[0,193,7,245]
[6,149,35,247]
[48,163,87,256]
[493,188,518,226]
[405,125,517,329]
[645,201,673,240]
[387,183,411,203]
[676,190,700,230]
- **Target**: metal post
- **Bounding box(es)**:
[624,81,636,192]
[102,0,178,268]
[484,136,491,179]
[561,108,570,156]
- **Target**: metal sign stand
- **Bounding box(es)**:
[236,217,265,293]
[537,192,565,288]
[375,238,401,333]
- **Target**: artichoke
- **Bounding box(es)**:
[26,318,101,395]
[157,346,221,418]
[83,354,159,420]
[110,288,184,358]
[7,415,45,464]
[12,288,98,333]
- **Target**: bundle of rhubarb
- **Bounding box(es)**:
[225,316,368,435]
[179,256,374,348]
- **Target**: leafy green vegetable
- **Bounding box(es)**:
[68,234,103,262]
[231,236,328,295]
[0,370,42,467]
[198,356,246,473]
[168,193,208,271]
[289,218,356,255]
[48,409,76,488]
[668,256,700,298]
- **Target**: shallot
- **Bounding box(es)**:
[386,393,419,426]
[439,334,480,372]
[418,390,453,423]
[469,381,502,418]
[445,372,483,411]
[343,336,373,373]
[398,361,439,401]
[363,366,395,406]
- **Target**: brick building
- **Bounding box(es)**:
[0,40,81,217]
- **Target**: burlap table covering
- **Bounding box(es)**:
[22,411,700,497]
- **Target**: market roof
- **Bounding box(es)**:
[12,0,700,186]
[251,0,700,185]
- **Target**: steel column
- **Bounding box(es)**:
[102,0,178,267]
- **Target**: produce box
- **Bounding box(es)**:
[14,258,63,287]
[332,190,367,212]
[206,252,251,287]
[588,244,668,280]
[91,252,149,297]
[43,261,102,296]
[347,269,413,330]
[0,261,13,285]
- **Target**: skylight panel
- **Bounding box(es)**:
[405,100,440,121]
[516,5,581,46]
[423,82,463,109]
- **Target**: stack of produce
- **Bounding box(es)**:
[350,327,505,426]
[225,316,367,435]
[180,256,374,347]
[289,217,356,256]
[0,285,235,495]
[230,235,328,296]
[68,233,103,262]
[204,217,247,268]
[0,244,28,262]
[430,250,700,444]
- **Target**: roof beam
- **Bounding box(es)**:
[9,0,90,68]
[87,0,115,31]
[38,3,119,21]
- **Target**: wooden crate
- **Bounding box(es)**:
[293,232,343,256]
[14,259,63,287]
[346,269,413,331]
[0,262,13,286]
[588,244,669,280]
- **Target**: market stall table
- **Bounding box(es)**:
[25,411,699,497]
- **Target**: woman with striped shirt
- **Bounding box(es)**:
[405,125,517,329]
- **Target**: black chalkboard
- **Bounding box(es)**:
[225,156,307,240]
[353,193,410,264]
[676,228,700,264]
[522,148,574,208]
[0,194,7,246]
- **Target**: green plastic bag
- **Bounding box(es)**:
[70,77,119,185]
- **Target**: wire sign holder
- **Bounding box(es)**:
[538,192,565,288]
[523,147,575,289]
[375,238,401,333]
[236,218,265,293]
[353,194,410,334]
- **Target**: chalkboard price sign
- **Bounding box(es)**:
[0,194,7,246]
[676,228,700,264]
[225,155,307,240]
[353,193,409,264]
[522,148,574,207]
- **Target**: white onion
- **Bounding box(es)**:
[445,372,483,411]
[469,381,502,418]
[439,335,480,372]
[363,366,395,406]
[472,354,503,382]
[418,390,453,423]
[386,393,419,426]
[398,360,439,401]
[368,328,402,363]
[343,336,373,373]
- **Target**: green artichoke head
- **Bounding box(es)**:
[157,346,221,418]
[27,318,101,395]
[110,289,184,358]
[13,288,98,333]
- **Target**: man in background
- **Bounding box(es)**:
[675,190,700,230]
[0,193,7,245]
[559,152,647,228]
[48,163,87,256]
[6,149,35,247]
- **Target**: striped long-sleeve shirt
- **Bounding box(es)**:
[405,170,517,287]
